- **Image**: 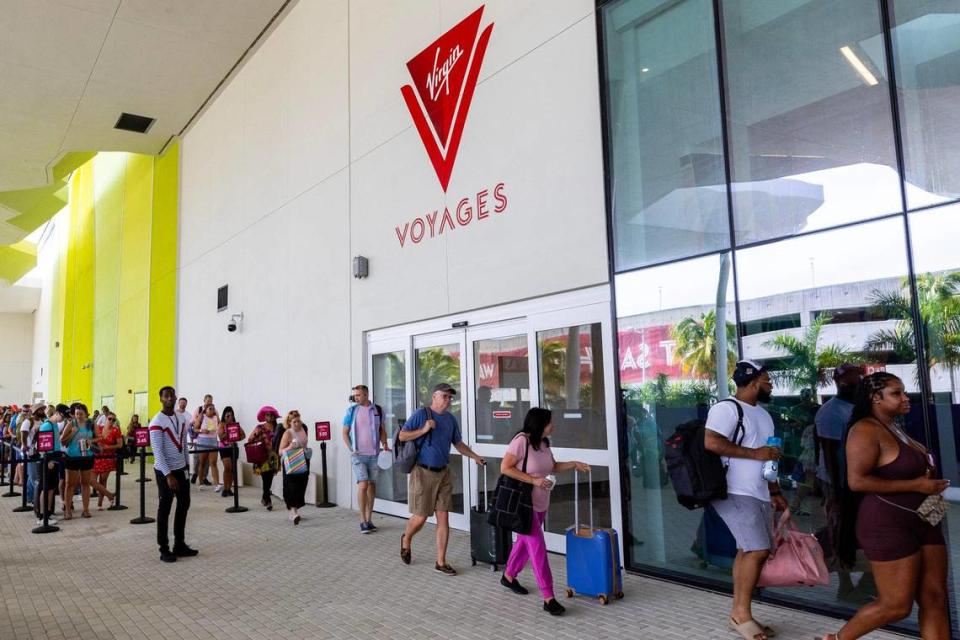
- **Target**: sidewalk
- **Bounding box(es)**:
[0,475,906,640]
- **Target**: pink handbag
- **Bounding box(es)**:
[758,510,830,588]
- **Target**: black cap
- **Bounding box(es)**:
[733,360,766,386]
[432,383,457,395]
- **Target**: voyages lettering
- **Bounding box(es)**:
[394,182,508,248]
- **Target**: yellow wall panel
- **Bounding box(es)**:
[47,143,178,415]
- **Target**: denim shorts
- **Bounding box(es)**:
[351,454,379,484]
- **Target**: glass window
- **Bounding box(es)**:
[537,324,607,450]
[372,352,408,503]
[722,0,901,245]
[890,2,960,209]
[602,0,730,269]
[616,253,738,581]
[473,335,529,445]
[416,344,462,423]
[735,219,924,624]
[908,205,960,639]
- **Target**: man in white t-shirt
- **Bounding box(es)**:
[705,360,787,640]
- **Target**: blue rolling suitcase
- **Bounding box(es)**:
[564,469,624,605]
[694,503,737,570]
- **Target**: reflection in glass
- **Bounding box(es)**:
[616,253,737,582]
[722,0,900,245]
[372,352,408,503]
[908,205,960,637]
[890,2,960,209]
[416,344,462,422]
[537,324,607,450]
[473,335,529,445]
[602,0,730,269]
[735,220,923,625]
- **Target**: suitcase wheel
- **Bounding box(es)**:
[598,595,609,605]
[490,563,498,572]
[564,588,573,598]
[471,556,477,567]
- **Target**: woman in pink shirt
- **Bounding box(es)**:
[499,407,590,616]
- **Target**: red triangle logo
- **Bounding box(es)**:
[401,6,493,192]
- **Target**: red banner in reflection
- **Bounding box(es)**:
[617,326,681,384]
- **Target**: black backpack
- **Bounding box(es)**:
[664,399,744,510]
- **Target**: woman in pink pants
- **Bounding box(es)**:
[499,407,590,616]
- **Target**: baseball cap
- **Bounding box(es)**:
[432,383,457,395]
[833,363,863,379]
[733,360,766,386]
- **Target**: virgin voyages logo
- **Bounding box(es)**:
[401,6,493,192]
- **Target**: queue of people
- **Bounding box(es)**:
[2,365,954,628]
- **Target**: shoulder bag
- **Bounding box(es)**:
[487,436,534,535]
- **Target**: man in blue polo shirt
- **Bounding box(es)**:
[398,383,485,576]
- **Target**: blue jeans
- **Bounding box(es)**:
[25,460,36,504]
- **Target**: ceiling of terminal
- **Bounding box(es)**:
[0,0,289,260]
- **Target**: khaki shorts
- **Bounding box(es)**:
[409,465,453,517]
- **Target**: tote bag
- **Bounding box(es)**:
[758,510,830,588]
[282,447,308,475]
[487,438,533,535]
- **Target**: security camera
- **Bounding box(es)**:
[228,312,243,333]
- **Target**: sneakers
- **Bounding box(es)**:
[500,575,529,595]
[173,544,199,557]
[367,521,377,531]
[198,484,207,491]
[213,484,223,493]
[190,474,198,485]
[543,599,566,616]
[159,549,177,563]
[35,517,58,526]
[434,563,457,576]
[360,522,372,534]
[201,479,212,486]
[221,489,233,498]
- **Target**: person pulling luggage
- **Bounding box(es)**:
[499,408,589,615]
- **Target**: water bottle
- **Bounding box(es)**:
[761,436,781,482]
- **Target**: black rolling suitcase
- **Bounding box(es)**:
[470,465,512,571]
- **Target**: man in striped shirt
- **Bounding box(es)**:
[150,386,198,563]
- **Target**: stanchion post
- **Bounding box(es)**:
[2,441,21,498]
[129,446,155,525]
[31,452,59,534]
[108,450,127,511]
[13,448,33,512]
[225,443,247,514]
[316,442,335,508]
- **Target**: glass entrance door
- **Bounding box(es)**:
[366,289,622,555]
[414,332,469,530]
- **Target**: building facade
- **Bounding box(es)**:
[141,0,959,634]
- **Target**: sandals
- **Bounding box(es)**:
[729,617,776,640]
[400,534,411,565]
[81,511,91,518]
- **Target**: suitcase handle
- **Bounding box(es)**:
[574,468,593,533]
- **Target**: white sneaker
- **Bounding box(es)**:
[198,484,207,491]
[213,484,223,493]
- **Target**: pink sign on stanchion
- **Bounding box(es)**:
[315,421,331,442]
[226,423,241,443]
[134,427,149,448]
[37,431,54,453]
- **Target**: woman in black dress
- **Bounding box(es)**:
[279,411,310,525]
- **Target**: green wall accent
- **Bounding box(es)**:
[50,146,179,418]
[0,241,37,284]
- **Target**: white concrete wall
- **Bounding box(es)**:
[29,216,63,402]
[177,0,609,507]
[0,313,34,405]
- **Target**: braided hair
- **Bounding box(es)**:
[847,372,901,429]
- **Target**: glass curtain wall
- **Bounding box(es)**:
[600,0,960,634]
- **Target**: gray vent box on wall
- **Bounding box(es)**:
[217,285,228,312]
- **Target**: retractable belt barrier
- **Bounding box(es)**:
[187,444,248,514]
[0,439,20,498]
[130,445,155,525]
[6,443,36,513]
